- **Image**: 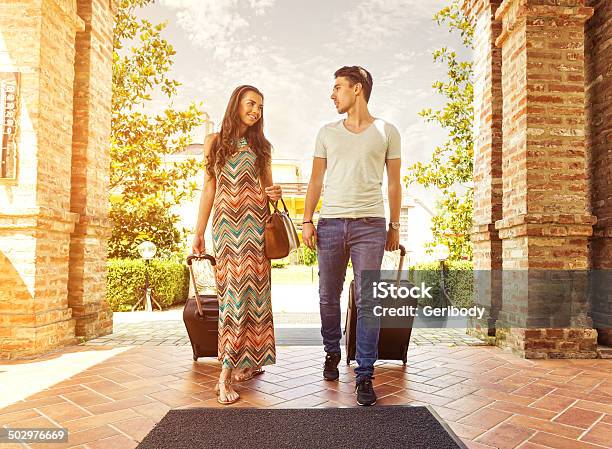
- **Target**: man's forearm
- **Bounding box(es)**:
[303,182,322,221]
[388,182,402,223]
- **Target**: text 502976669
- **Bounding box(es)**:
[0,428,69,443]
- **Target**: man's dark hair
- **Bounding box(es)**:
[334,66,373,102]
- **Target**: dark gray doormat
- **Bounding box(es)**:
[136,405,467,449]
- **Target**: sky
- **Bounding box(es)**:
[136,0,470,203]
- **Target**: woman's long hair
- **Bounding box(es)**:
[206,85,272,178]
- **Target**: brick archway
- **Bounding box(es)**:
[0,0,610,360]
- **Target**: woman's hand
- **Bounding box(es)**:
[192,233,206,256]
[264,185,282,201]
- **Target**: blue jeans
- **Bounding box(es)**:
[317,217,387,382]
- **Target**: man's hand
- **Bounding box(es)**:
[302,222,317,249]
[385,228,400,252]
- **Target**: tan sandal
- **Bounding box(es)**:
[214,379,239,405]
[234,367,265,382]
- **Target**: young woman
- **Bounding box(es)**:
[192,85,281,404]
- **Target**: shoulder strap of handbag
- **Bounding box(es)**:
[267,198,289,215]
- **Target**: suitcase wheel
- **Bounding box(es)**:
[193,354,198,362]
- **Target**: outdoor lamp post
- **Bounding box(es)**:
[132,241,163,312]
[433,244,450,308]
[138,240,157,260]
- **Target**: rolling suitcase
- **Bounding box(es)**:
[185,254,219,361]
[344,244,416,366]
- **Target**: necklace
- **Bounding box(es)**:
[237,137,248,149]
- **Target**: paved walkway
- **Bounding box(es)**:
[91,280,485,347]
[84,307,485,347]
[85,318,485,347]
[2,281,609,448]
[1,344,610,449]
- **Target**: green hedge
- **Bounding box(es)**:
[271,259,289,268]
[409,260,474,308]
[107,258,189,312]
[301,246,317,266]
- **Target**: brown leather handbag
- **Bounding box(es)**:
[264,198,300,259]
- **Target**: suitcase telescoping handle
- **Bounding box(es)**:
[396,244,406,287]
[186,254,216,317]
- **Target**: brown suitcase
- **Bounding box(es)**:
[185,254,219,361]
[344,244,416,366]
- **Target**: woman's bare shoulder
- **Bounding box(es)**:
[205,132,220,144]
[203,133,220,155]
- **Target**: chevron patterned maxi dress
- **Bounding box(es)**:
[211,143,276,368]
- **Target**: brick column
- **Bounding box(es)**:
[585,0,612,346]
[67,0,115,340]
[494,0,597,358]
[0,0,85,358]
[462,0,504,343]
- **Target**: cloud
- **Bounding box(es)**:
[159,0,276,59]
[403,121,437,160]
[249,0,275,15]
[377,51,418,86]
[338,0,442,51]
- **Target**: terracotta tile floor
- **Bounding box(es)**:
[0,344,611,449]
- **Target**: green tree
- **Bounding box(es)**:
[404,0,474,260]
[109,0,205,259]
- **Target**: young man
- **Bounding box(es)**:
[302,66,402,406]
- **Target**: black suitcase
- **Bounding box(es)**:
[185,254,219,361]
[344,244,416,366]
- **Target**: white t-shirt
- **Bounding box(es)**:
[314,118,401,218]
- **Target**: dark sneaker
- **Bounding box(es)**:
[323,352,341,381]
[355,377,377,406]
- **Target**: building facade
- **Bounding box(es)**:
[0,0,610,359]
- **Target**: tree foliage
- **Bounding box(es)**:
[404,0,474,260]
[109,0,205,259]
